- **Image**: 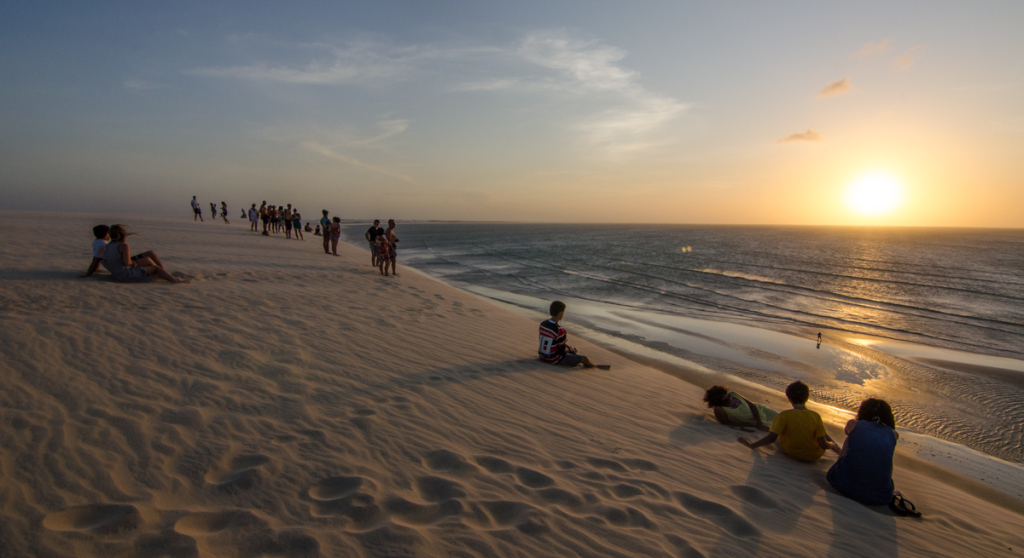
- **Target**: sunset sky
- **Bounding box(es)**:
[2,1,1022,227]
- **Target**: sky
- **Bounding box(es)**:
[2,1,1022,227]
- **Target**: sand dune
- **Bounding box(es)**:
[0,212,1022,557]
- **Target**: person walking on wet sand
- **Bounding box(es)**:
[191,196,203,221]
[538,301,610,370]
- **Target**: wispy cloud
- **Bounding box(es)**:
[464,30,689,155]
[816,77,851,98]
[190,40,418,85]
[302,141,416,184]
[778,129,823,143]
[123,79,160,90]
[894,45,927,71]
[856,39,892,59]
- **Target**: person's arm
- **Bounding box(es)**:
[738,432,778,449]
[365,230,371,241]
[713,406,735,426]
[818,435,841,453]
[120,243,133,266]
[740,396,766,430]
[80,257,102,277]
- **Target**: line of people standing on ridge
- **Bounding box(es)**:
[251,201,308,240]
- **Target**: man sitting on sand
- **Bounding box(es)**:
[538,301,610,370]
[738,380,839,461]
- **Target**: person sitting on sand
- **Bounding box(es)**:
[826,398,901,506]
[102,224,189,284]
[704,385,778,431]
[538,301,610,370]
[82,225,166,278]
[738,381,838,461]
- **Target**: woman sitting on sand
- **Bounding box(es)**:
[103,224,189,284]
[826,398,902,507]
[703,385,778,431]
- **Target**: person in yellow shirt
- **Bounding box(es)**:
[737,381,839,461]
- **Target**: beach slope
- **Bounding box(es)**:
[0,213,1021,557]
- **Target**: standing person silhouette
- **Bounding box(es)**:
[190,196,203,221]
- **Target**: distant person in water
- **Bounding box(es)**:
[538,300,611,370]
[703,385,778,431]
[738,381,839,461]
[827,398,907,509]
[102,224,189,283]
[191,196,203,221]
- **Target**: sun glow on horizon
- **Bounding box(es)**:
[845,172,905,217]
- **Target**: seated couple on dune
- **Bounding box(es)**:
[705,382,920,517]
[81,224,189,284]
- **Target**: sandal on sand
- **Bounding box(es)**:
[889,494,922,517]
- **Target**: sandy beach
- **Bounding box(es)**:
[1,212,1022,557]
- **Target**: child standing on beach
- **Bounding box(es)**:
[738,381,839,461]
[329,217,342,256]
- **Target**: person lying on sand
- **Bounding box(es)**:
[102,224,189,284]
[738,381,838,461]
[538,301,611,370]
[703,385,778,431]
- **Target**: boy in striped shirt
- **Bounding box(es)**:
[538,301,610,370]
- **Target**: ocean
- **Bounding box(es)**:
[344,223,1024,462]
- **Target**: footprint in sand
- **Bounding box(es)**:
[474,455,515,474]
[307,475,383,529]
[674,491,760,538]
[423,449,478,475]
[174,510,319,557]
[43,504,141,535]
[205,454,270,493]
[729,485,779,509]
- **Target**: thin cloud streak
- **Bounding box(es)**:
[895,46,927,71]
[857,39,892,59]
[778,129,823,143]
[302,141,416,184]
[816,77,851,98]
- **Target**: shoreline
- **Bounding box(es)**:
[351,239,1024,498]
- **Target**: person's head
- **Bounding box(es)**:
[857,398,895,429]
[785,381,810,405]
[703,385,730,408]
[108,224,131,242]
[93,225,110,240]
[192,196,196,200]
[251,203,256,208]
[373,219,380,226]
[333,216,341,223]
[388,219,396,229]
[322,209,329,216]
[549,300,566,319]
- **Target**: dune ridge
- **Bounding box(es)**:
[0,212,1021,557]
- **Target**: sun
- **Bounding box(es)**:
[845,172,905,216]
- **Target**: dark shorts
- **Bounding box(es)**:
[558,353,583,367]
[370,242,378,255]
[193,208,201,215]
[285,220,293,230]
